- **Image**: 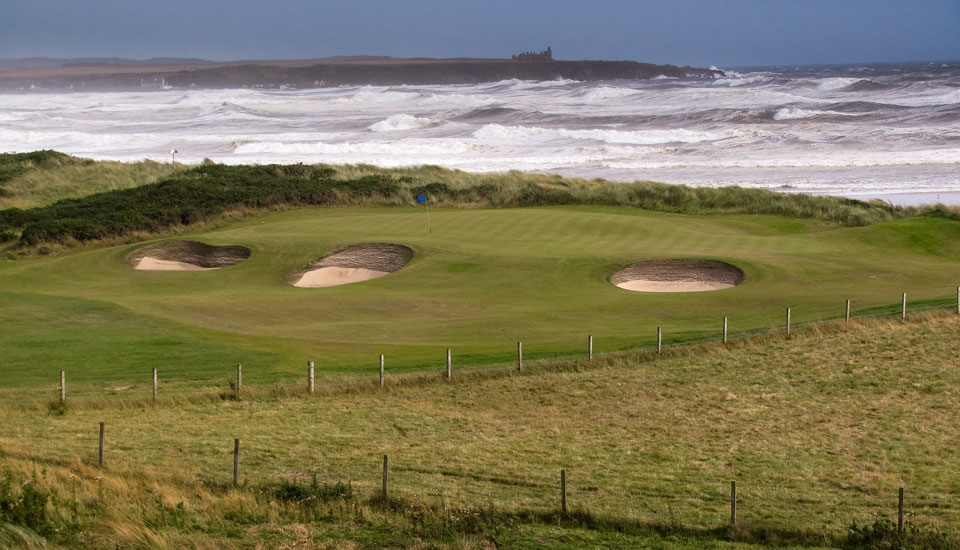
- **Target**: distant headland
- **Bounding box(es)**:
[0,51,723,91]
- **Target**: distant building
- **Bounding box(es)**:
[512,47,552,61]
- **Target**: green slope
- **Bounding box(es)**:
[0,205,958,395]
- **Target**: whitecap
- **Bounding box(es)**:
[578,86,638,100]
[712,75,770,87]
[815,78,865,91]
[472,123,746,145]
[773,107,857,120]
[369,114,432,132]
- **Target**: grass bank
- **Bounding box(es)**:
[0,150,184,211]
[1,313,959,549]
[0,155,925,254]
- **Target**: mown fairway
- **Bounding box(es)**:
[1,205,959,398]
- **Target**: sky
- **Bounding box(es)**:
[1,0,958,68]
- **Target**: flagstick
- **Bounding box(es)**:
[425,202,432,234]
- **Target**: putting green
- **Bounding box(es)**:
[1,205,958,393]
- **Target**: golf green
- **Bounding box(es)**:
[1,205,958,394]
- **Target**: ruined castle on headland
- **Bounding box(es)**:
[512,47,552,61]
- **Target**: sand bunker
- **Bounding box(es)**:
[611,259,743,293]
[129,241,250,271]
[292,243,413,288]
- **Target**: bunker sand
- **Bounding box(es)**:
[134,258,217,271]
[292,243,412,288]
[129,241,250,271]
[611,259,744,293]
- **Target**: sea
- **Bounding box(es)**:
[2,62,959,205]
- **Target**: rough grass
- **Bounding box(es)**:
[1,314,959,548]
[0,150,184,210]
[322,163,914,226]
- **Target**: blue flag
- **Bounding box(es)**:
[415,194,427,203]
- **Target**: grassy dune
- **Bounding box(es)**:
[0,151,183,210]
[2,314,959,548]
[0,206,958,401]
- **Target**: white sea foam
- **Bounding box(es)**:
[233,139,474,157]
[712,75,769,87]
[578,86,638,100]
[892,88,960,107]
[472,124,746,145]
[772,107,856,120]
[369,114,433,132]
[332,87,422,104]
[815,78,865,91]
[3,64,960,199]
[422,92,499,108]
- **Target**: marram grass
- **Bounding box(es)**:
[0,150,184,210]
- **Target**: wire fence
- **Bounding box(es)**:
[6,288,960,543]
[37,287,960,405]
[69,427,959,542]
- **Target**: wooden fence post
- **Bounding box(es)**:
[560,469,567,516]
[957,286,959,315]
[152,368,157,401]
[730,480,737,525]
[657,326,662,355]
[786,307,791,337]
[902,292,907,320]
[588,335,593,361]
[307,361,315,394]
[723,317,728,344]
[846,299,851,322]
[517,341,523,372]
[98,422,104,468]
[60,371,65,403]
[233,438,240,486]
[379,355,385,388]
[236,364,242,395]
[898,487,904,532]
[382,455,388,500]
[446,349,452,380]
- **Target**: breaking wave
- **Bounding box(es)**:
[816,78,868,91]
[773,107,857,120]
[3,61,960,198]
[472,124,746,145]
[369,114,433,132]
